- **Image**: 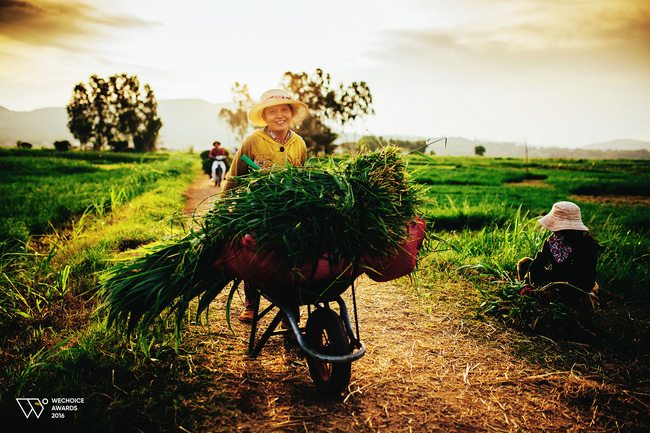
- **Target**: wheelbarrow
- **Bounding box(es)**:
[214,217,426,396]
[232,274,366,397]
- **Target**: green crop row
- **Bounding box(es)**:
[0,150,188,244]
[0,150,199,405]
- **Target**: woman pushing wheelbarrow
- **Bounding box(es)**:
[220,88,309,325]
[100,102,430,396]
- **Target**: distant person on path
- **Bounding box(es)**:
[221,88,309,323]
[518,201,602,310]
[209,141,227,185]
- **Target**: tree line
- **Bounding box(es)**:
[219,69,374,156]
[65,69,376,154]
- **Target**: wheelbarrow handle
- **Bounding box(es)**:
[247,292,366,363]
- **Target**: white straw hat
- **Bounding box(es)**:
[247,89,308,127]
[538,201,588,231]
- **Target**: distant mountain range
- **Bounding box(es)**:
[1,100,649,159]
[427,137,650,160]
[0,100,237,153]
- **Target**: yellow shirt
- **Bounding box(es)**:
[222,129,307,192]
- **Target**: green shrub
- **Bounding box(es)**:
[53,140,72,151]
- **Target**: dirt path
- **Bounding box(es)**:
[182,173,646,433]
[196,279,618,432]
[184,174,222,217]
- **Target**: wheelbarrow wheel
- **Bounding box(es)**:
[214,166,223,187]
[306,307,352,397]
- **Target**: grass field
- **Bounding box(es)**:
[0,149,186,242]
[0,148,648,431]
[0,149,198,408]
[405,154,650,301]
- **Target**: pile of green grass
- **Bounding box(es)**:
[101,146,426,350]
[209,145,421,266]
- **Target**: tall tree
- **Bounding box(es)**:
[281,69,374,155]
[89,75,114,150]
[112,74,140,141]
[218,82,253,144]
[67,83,95,149]
[67,74,162,151]
[220,70,374,156]
[296,115,338,155]
[133,84,162,152]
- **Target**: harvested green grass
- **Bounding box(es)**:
[101,146,427,352]
[214,146,422,265]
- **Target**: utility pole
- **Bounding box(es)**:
[525,139,529,176]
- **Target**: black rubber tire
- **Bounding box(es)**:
[214,167,222,187]
[305,307,352,397]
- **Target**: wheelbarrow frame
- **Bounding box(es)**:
[232,276,366,395]
[245,279,366,362]
[217,217,425,395]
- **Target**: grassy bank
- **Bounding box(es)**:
[410,154,649,415]
[0,150,200,412]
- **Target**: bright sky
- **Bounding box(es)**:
[1,0,649,147]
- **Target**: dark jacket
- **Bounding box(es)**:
[528,230,601,293]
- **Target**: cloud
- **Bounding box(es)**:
[366,0,650,90]
[352,0,650,146]
[381,0,649,56]
[0,0,156,51]
[474,0,650,54]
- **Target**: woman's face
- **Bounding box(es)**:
[263,104,293,137]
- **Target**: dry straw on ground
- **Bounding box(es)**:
[182,275,647,432]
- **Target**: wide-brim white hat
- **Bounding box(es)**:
[248,89,308,127]
[538,201,589,231]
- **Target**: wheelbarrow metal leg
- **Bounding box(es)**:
[333,296,362,349]
[245,282,366,364]
[248,310,284,358]
[247,301,278,356]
